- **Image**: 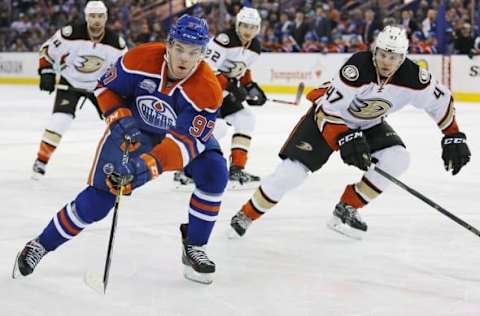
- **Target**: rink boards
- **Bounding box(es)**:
[0,52,479,102]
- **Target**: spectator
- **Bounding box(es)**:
[262,26,281,52]
[454,22,475,54]
[292,11,309,47]
[280,34,300,52]
[278,12,294,36]
[10,13,31,34]
[362,9,382,45]
[302,31,322,52]
[2,0,480,55]
[422,9,437,38]
[134,22,152,44]
[401,10,419,37]
[311,5,331,42]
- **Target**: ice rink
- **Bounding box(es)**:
[1,84,479,315]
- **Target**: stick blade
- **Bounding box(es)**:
[294,82,305,105]
[84,271,106,294]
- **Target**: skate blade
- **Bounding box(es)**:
[84,271,105,294]
[173,183,195,192]
[226,226,243,240]
[11,252,23,279]
[183,266,213,285]
[31,172,44,181]
[227,181,259,191]
[326,216,364,240]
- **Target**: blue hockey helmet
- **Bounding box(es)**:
[168,15,209,48]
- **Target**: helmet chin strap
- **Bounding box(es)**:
[372,48,404,91]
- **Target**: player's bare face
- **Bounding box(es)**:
[168,41,203,80]
[86,13,107,37]
[375,48,404,77]
[238,23,259,44]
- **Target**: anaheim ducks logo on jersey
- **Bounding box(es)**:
[348,97,392,119]
[136,96,177,129]
[221,59,247,78]
[74,55,105,73]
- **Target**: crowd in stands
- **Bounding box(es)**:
[1,0,479,56]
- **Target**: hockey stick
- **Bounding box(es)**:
[56,84,91,95]
[247,82,305,106]
[85,136,132,294]
[56,84,103,118]
[268,82,305,106]
[374,165,480,238]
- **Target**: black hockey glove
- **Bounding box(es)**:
[338,130,371,171]
[441,132,471,175]
[226,78,247,104]
[39,68,56,93]
[245,81,267,106]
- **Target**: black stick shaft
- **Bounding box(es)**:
[267,82,305,106]
[374,166,480,237]
[102,137,131,293]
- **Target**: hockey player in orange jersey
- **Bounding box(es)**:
[14,15,227,285]
[174,7,267,190]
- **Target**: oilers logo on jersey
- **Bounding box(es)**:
[137,96,177,129]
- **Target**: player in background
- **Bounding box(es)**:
[228,26,471,239]
[13,15,227,285]
[32,1,127,179]
[174,7,267,189]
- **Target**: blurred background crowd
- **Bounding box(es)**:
[1,0,479,55]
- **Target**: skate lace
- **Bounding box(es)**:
[33,160,46,173]
[25,241,46,269]
[344,205,363,223]
[175,172,194,185]
[187,246,211,264]
[233,211,252,229]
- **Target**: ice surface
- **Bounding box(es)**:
[1,85,479,315]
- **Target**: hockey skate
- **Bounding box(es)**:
[228,165,260,190]
[173,171,195,191]
[12,239,48,279]
[31,159,46,180]
[180,224,215,284]
[228,209,252,239]
[327,203,368,240]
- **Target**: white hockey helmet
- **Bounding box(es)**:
[236,7,262,34]
[374,25,409,57]
[84,1,108,16]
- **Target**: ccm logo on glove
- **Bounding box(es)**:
[338,131,364,146]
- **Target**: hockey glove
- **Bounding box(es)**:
[338,130,371,171]
[441,132,471,175]
[226,78,248,104]
[107,108,145,152]
[245,81,267,106]
[107,153,161,195]
[39,68,56,93]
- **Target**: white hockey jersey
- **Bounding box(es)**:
[204,28,261,89]
[39,23,127,91]
[315,51,455,136]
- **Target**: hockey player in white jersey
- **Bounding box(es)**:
[32,1,127,179]
[229,25,471,239]
[174,7,267,189]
